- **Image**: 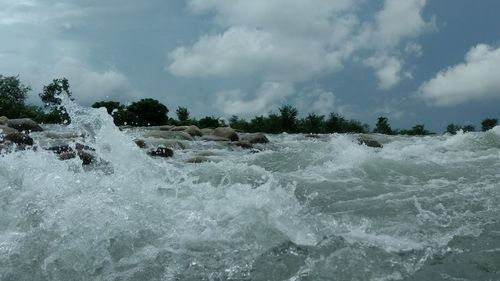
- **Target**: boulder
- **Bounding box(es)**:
[143,130,193,141]
[241,133,269,144]
[200,128,214,135]
[357,135,383,148]
[0,125,19,136]
[0,116,8,125]
[133,139,147,148]
[7,118,43,132]
[4,132,34,146]
[184,125,203,137]
[232,141,253,149]
[158,140,186,150]
[45,132,84,139]
[77,150,95,165]
[47,145,73,154]
[200,135,230,142]
[148,147,173,158]
[59,151,77,161]
[169,126,189,131]
[213,127,239,141]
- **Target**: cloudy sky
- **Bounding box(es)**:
[1,0,499,131]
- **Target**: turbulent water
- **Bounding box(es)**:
[1,102,500,281]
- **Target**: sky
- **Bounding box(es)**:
[1,0,499,132]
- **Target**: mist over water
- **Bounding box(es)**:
[1,102,500,280]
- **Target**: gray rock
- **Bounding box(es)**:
[200,135,230,142]
[213,127,239,141]
[357,135,383,148]
[4,132,34,146]
[0,125,19,136]
[148,147,174,158]
[169,126,189,131]
[0,116,8,125]
[143,130,193,141]
[133,139,147,148]
[7,118,43,132]
[184,125,203,137]
[200,128,214,135]
[44,132,84,139]
[232,141,253,149]
[241,133,269,144]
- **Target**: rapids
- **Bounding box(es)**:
[1,101,500,280]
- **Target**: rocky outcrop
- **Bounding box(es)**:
[241,133,269,144]
[0,116,8,125]
[213,127,239,141]
[184,125,203,137]
[7,118,43,132]
[232,141,253,149]
[134,139,147,148]
[143,130,193,141]
[200,128,214,135]
[357,135,383,148]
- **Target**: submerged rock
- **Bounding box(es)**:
[7,118,43,132]
[200,135,230,142]
[186,156,210,163]
[148,147,174,158]
[241,133,270,144]
[133,139,147,148]
[4,132,34,146]
[213,127,239,141]
[232,141,253,149]
[357,135,383,148]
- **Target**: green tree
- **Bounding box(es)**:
[39,78,72,106]
[126,98,168,126]
[325,113,346,133]
[462,124,475,132]
[92,101,122,115]
[198,116,220,128]
[401,124,432,136]
[0,75,30,118]
[446,123,460,134]
[373,116,394,135]
[302,113,325,134]
[481,118,498,131]
[278,105,298,133]
[175,106,190,122]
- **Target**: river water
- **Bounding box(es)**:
[1,102,500,280]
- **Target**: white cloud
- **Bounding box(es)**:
[365,55,404,90]
[214,82,293,117]
[0,0,139,105]
[418,44,500,106]
[169,0,432,110]
[294,89,348,117]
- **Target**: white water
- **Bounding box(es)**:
[1,102,500,280]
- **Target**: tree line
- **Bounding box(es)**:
[1,75,498,135]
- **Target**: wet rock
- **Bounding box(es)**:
[77,150,95,165]
[143,125,174,131]
[187,156,210,163]
[0,116,8,125]
[133,139,147,148]
[241,133,270,144]
[196,150,216,157]
[4,132,34,146]
[148,147,173,158]
[357,135,383,148]
[7,118,43,132]
[232,141,253,149]
[184,125,203,137]
[213,127,239,141]
[143,130,194,141]
[44,132,84,139]
[75,142,96,151]
[169,126,189,131]
[304,134,321,139]
[58,151,77,160]
[0,125,19,136]
[47,145,73,154]
[200,135,230,142]
[200,128,214,135]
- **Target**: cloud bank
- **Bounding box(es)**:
[419,44,500,106]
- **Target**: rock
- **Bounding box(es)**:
[134,139,147,148]
[159,140,186,150]
[241,133,269,144]
[169,126,189,131]
[7,118,43,132]
[143,125,174,131]
[196,150,216,157]
[0,116,8,125]
[184,125,203,137]
[200,135,230,142]
[304,134,321,139]
[77,150,95,165]
[59,151,77,160]
[357,135,383,148]
[45,132,84,139]
[148,147,174,158]
[143,130,194,141]
[213,127,239,141]
[47,145,73,154]
[75,143,96,151]
[4,132,34,146]
[0,125,19,136]
[186,156,210,163]
[200,128,214,135]
[232,141,253,149]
